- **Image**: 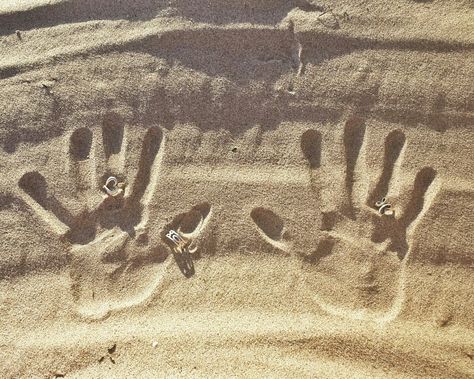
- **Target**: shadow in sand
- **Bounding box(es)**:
[0,0,161,35]
[0,0,322,36]
[172,250,195,278]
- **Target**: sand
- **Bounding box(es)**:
[0,0,473,378]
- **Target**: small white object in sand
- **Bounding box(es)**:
[375,197,394,216]
[152,341,158,348]
[103,176,124,197]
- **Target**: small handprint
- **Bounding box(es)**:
[17,120,171,319]
[301,118,440,319]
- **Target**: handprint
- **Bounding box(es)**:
[17,121,173,319]
[301,118,440,320]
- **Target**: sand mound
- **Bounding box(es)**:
[0,0,473,377]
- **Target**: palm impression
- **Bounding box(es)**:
[18,120,173,319]
[300,118,439,320]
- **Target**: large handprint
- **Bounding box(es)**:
[250,120,441,320]
[16,120,199,319]
[300,118,440,320]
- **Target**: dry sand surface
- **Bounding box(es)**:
[0,0,473,378]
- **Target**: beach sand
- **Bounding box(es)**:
[0,0,473,377]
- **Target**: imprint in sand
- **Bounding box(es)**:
[17,119,206,319]
[162,203,212,277]
[300,117,440,320]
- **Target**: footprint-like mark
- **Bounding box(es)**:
[69,128,94,196]
[102,113,124,158]
[175,203,211,239]
[251,207,284,241]
[250,207,291,252]
[248,130,321,255]
[19,171,75,237]
[343,117,366,214]
[301,129,322,169]
[398,167,437,230]
[367,130,406,207]
[17,120,201,319]
[300,123,440,320]
[161,202,212,277]
[70,128,93,160]
[127,127,162,207]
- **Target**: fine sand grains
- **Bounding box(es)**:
[0,0,473,378]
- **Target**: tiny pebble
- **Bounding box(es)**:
[152,341,158,348]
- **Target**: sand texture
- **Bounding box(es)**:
[0,0,473,378]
